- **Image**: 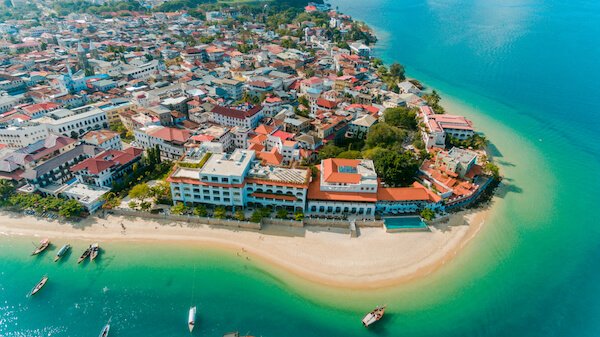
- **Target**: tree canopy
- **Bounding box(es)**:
[383,106,418,130]
[365,123,406,150]
[371,149,420,187]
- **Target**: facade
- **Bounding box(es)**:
[169,150,255,207]
[70,147,143,188]
[38,107,109,139]
[211,105,264,129]
[306,158,379,217]
[168,149,311,212]
[81,130,122,150]
[421,105,475,147]
[134,125,192,160]
[21,144,102,194]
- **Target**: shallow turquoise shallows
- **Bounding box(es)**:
[2,0,600,336]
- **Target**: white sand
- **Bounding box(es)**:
[0,208,489,289]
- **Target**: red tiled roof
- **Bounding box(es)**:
[147,127,192,144]
[322,158,362,184]
[307,167,376,202]
[212,105,262,119]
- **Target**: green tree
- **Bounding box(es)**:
[372,150,420,187]
[193,204,207,217]
[58,199,84,218]
[423,90,445,114]
[365,124,405,150]
[129,183,151,201]
[128,200,138,210]
[139,201,151,211]
[0,179,14,199]
[318,144,344,160]
[234,209,245,221]
[337,150,362,159]
[276,209,288,219]
[250,210,263,223]
[420,208,435,221]
[170,202,187,215]
[383,107,418,130]
[214,206,226,219]
[294,211,304,221]
[485,162,501,180]
[389,63,406,81]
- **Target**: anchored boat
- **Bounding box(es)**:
[31,238,50,255]
[54,243,71,262]
[78,245,92,264]
[188,306,196,332]
[98,318,110,337]
[29,275,48,296]
[362,305,386,327]
[90,243,100,261]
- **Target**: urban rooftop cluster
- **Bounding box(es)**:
[0,0,498,220]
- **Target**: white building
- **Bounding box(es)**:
[211,105,264,129]
[81,130,122,150]
[306,158,378,217]
[134,125,192,160]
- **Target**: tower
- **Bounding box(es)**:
[89,40,99,59]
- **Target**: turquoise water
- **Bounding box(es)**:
[2,0,600,336]
[383,216,427,229]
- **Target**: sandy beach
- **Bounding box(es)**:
[0,208,491,289]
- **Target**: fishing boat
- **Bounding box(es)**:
[78,245,92,264]
[223,332,254,337]
[90,243,100,261]
[98,318,110,337]
[361,305,386,327]
[29,275,48,296]
[188,306,196,332]
[31,238,50,255]
[54,243,71,262]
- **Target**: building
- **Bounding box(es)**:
[38,106,109,139]
[349,114,377,138]
[21,143,102,194]
[421,106,475,147]
[134,125,192,160]
[211,105,264,129]
[169,150,255,207]
[168,149,310,212]
[306,158,378,217]
[435,147,477,179]
[81,130,122,150]
[70,147,143,188]
[212,78,243,101]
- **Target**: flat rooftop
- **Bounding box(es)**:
[248,165,310,185]
[199,149,254,177]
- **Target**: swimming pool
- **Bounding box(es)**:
[383,216,429,232]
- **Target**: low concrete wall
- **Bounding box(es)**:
[356,220,384,228]
[262,218,304,227]
[103,209,262,230]
[303,218,349,228]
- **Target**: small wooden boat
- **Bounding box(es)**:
[54,243,71,262]
[188,306,196,332]
[31,238,50,255]
[90,243,100,262]
[362,305,386,327]
[78,245,92,264]
[223,332,254,337]
[29,275,48,296]
[98,319,110,337]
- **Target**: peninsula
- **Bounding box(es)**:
[0,0,500,287]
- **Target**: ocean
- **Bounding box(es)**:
[2,0,600,336]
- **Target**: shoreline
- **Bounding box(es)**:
[0,205,492,289]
